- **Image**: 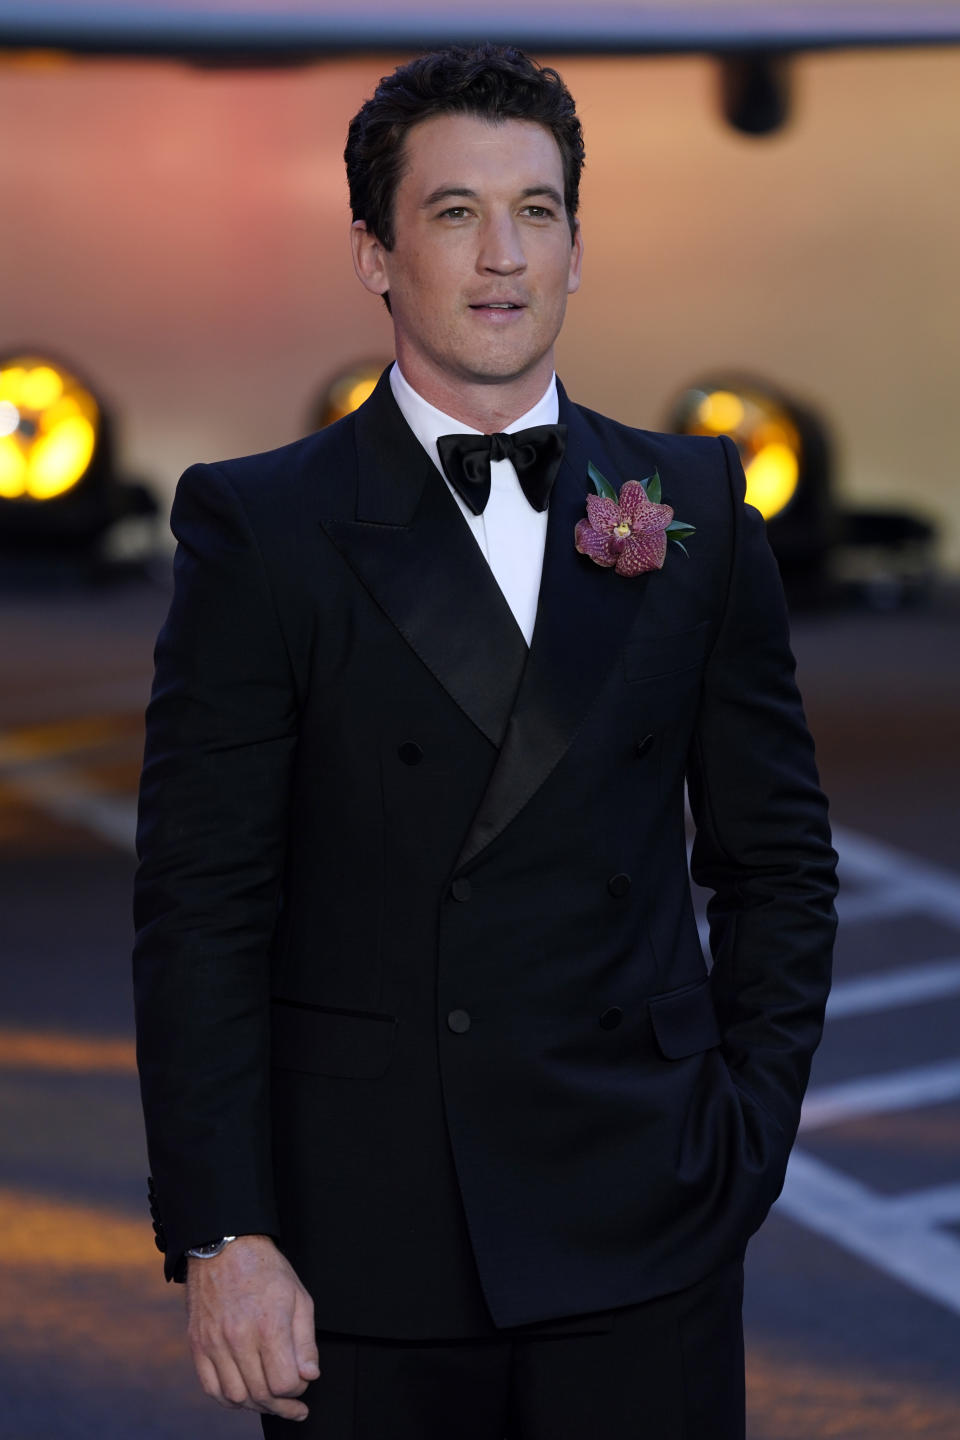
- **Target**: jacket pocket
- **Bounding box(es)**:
[648,978,721,1059]
[270,998,398,1079]
[623,620,711,683]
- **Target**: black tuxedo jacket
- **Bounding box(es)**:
[133,370,837,1337]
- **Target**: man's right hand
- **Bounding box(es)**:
[185,1233,320,1422]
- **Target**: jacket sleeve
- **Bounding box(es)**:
[133,461,298,1279]
[687,435,838,1157]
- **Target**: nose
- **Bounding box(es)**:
[476,211,526,275]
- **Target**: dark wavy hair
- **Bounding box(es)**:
[345,44,585,249]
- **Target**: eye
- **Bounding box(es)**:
[521,205,555,220]
[438,206,471,220]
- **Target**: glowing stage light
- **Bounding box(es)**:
[0,350,159,575]
[695,389,745,437]
[743,442,799,520]
[667,376,835,601]
[0,355,100,502]
[675,381,802,521]
[310,361,386,430]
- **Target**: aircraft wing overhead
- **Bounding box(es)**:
[1,0,960,58]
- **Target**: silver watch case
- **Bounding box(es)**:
[185,1235,238,1260]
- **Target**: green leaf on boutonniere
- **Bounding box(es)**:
[587,461,618,503]
[665,521,697,541]
[641,469,663,505]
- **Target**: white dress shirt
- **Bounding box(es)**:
[389,363,558,647]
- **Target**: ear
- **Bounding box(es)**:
[567,219,584,296]
[351,220,390,297]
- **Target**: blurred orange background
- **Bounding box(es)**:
[1,46,958,564]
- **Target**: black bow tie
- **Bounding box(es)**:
[436,424,567,516]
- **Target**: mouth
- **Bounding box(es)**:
[468,301,527,323]
[469,301,526,311]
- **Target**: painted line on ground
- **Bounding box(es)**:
[880,1181,960,1225]
[832,824,960,927]
[827,956,960,1019]
[0,1186,153,1270]
[835,884,931,926]
[800,1058,960,1132]
[0,755,137,853]
[0,713,138,765]
[3,726,960,1328]
[0,1028,136,1075]
[778,1147,960,1318]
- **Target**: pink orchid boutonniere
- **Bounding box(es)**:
[574,463,696,577]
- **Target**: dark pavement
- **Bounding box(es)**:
[1,575,958,1439]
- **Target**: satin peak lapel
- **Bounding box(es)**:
[456,388,659,869]
[319,371,528,748]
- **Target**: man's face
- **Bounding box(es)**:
[353,113,583,400]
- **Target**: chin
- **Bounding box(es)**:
[455,350,547,386]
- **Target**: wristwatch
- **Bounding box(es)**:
[185,1235,238,1260]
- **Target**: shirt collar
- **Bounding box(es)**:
[389,362,559,477]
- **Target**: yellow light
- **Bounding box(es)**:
[744,442,799,520]
[27,415,96,500]
[0,353,101,502]
[696,390,745,434]
[345,376,377,412]
[0,367,26,404]
[753,418,795,450]
[315,361,388,428]
[19,365,64,411]
[38,394,81,431]
[0,437,27,498]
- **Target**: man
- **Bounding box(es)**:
[134,43,837,1439]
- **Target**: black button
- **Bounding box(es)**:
[447,1009,472,1033]
[451,878,472,902]
[599,1007,624,1031]
[398,741,423,766]
[608,873,632,898]
[635,733,654,758]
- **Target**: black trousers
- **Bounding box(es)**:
[261,1258,745,1440]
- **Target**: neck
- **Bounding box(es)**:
[394,348,555,433]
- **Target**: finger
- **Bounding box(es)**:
[244,1352,311,1424]
[260,1325,309,1400]
[211,1349,256,1410]
[227,1337,310,1421]
[292,1287,321,1382]
[258,1392,311,1422]
[194,1351,232,1407]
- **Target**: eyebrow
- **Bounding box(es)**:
[420,184,565,210]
